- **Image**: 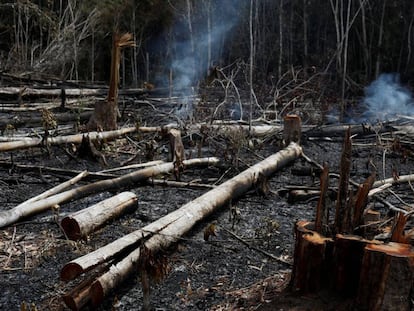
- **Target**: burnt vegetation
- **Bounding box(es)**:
[1,1,414,310]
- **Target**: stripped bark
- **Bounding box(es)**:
[61,192,138,240]
[0,157,219,228]
[62,143,303,308]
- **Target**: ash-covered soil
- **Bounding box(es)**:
[0,96,413,311]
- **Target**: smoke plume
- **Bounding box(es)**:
[362,73,414,121]
[170,1,245,92]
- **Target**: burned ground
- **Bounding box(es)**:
[0,92,413,311]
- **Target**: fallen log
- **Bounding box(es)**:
[0,111,92,130]
[0,162,116,181]
[0,86,146,98]
[0,126,139,152]
[0,157,219,228]
[97,160,165,174]
[22,170,88,205]
[372,173,414,188]
[303,123,387,138]
[63,142,303,308]
[61,192,138,240]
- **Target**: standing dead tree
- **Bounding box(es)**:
[88,33,135,131]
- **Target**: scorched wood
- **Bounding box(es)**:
[356,242,414,310]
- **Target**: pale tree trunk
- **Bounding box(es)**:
[303,0,308,73]
[330,0,342,73]
[0,157,219,229]
[249,0,254,130]
[405,14,414,74]
[359,0,370,80]
[340,0,352,115]
[375,0,387,77]
[206,0,212,74]
[278,0,284,79]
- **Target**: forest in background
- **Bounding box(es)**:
[0,0,413,102]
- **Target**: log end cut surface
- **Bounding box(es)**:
[60,262,84,281]
[90,281,105,307]
[61,216,82,240]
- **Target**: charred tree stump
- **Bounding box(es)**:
[356,242,414,311]
[283,114,301,146]
[333,234,375,296]
[291,220,333,293]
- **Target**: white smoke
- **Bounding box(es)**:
[362,73,414,121]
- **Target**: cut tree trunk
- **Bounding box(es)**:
[356,242,414,310]
[61,192,138,240]
[63,142,303,308]
[0,126,138,152]
[0,157,219,228]
[168,129,185,180]
[333,234,378,296]
[283,114,301,146]
[87,33,135,131]
[290,220,333,293]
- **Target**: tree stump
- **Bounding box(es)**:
[291,220,333,293]
[356,242,414,310]
[283,114,301,146]
[333,234,377,296]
